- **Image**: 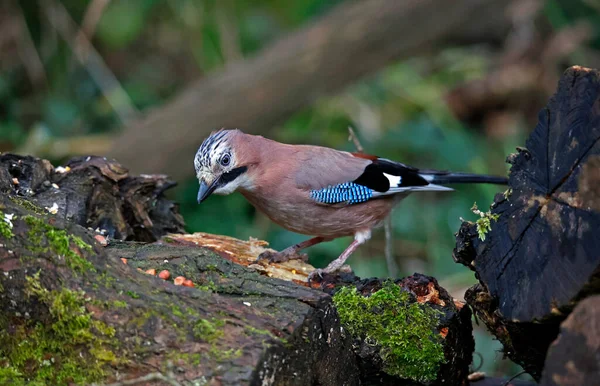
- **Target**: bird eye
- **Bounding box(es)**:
[220,154,231,166]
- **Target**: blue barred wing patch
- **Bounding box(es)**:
[310,182,373,205]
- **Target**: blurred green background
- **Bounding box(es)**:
[2,0,600,381]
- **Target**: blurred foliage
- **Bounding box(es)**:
[2,0,600,380]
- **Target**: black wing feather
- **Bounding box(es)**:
[352,158,429,192]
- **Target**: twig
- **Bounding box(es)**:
[215,0,242,64]
[383,216,399,277]
[347,126,364,153]
[75,0,111,61]
[41,0,139,125]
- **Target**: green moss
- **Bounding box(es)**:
[0,273,120,385]
[208,346,242,361]
[99,272,116,289]
[470,203,500,241]
[131,309,157,329]
[171,305,184,318]
[245,326,276,339]
[193,318,224,343]
[333,281,446,382]
[126,290,140,299]
[198,280,217,292]
[0,366,24,386]
[111,300,128,309]
[22,215,95,273]
[8,196,46,215]
[0,210,14,239]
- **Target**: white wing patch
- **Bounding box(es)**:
[383,173,402,187]
[371,172,454,198]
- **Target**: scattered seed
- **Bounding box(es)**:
[243,302,251,307]
[94,234,108,246]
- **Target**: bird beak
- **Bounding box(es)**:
[197,178,218,203]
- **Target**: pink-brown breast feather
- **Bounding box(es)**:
[236,135,399,238]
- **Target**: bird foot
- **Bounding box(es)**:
[256,249,309,264]
[307,268,325,283]
[307,264,352,284]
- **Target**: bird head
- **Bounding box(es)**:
[194,129,250,203]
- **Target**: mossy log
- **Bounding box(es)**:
[0,155,474,385]
[454,66,600,380]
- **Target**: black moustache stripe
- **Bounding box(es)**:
[218,166,248,186]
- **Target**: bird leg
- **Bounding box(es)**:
[308,239,363,282]
[257,236,329,263]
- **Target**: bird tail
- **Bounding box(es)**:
[419,171,508,185]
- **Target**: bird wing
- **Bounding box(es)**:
[295,148,452,206]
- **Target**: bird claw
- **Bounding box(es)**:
[256,250,308,264]
[307,268,325,283]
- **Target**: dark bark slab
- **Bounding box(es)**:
[454,66,600,380]
[0,154,185,242]
[0,155,473,385]
[540,295,600,386]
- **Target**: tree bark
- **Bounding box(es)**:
[0,155,473,385]
[107,0,510,181]
[453,66,600,381]
[540,295,600,386]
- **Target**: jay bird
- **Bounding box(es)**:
[194,129,507,280]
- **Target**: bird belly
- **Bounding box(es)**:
[241,191,398,238]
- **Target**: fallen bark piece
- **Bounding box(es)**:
[540,295,600,386]
[454,65,600,380]
[163,232,315,285]
[0,154,185,242]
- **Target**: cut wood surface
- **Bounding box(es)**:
[0,154,473,385]
[454,66,600,380]
[108,0,511,181]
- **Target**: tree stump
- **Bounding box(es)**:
[454,66,600,380]
[0,155,473,385]
[540,295,600,386]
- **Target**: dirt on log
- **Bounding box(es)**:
[454,65,600,381]
[0,155,473,385]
